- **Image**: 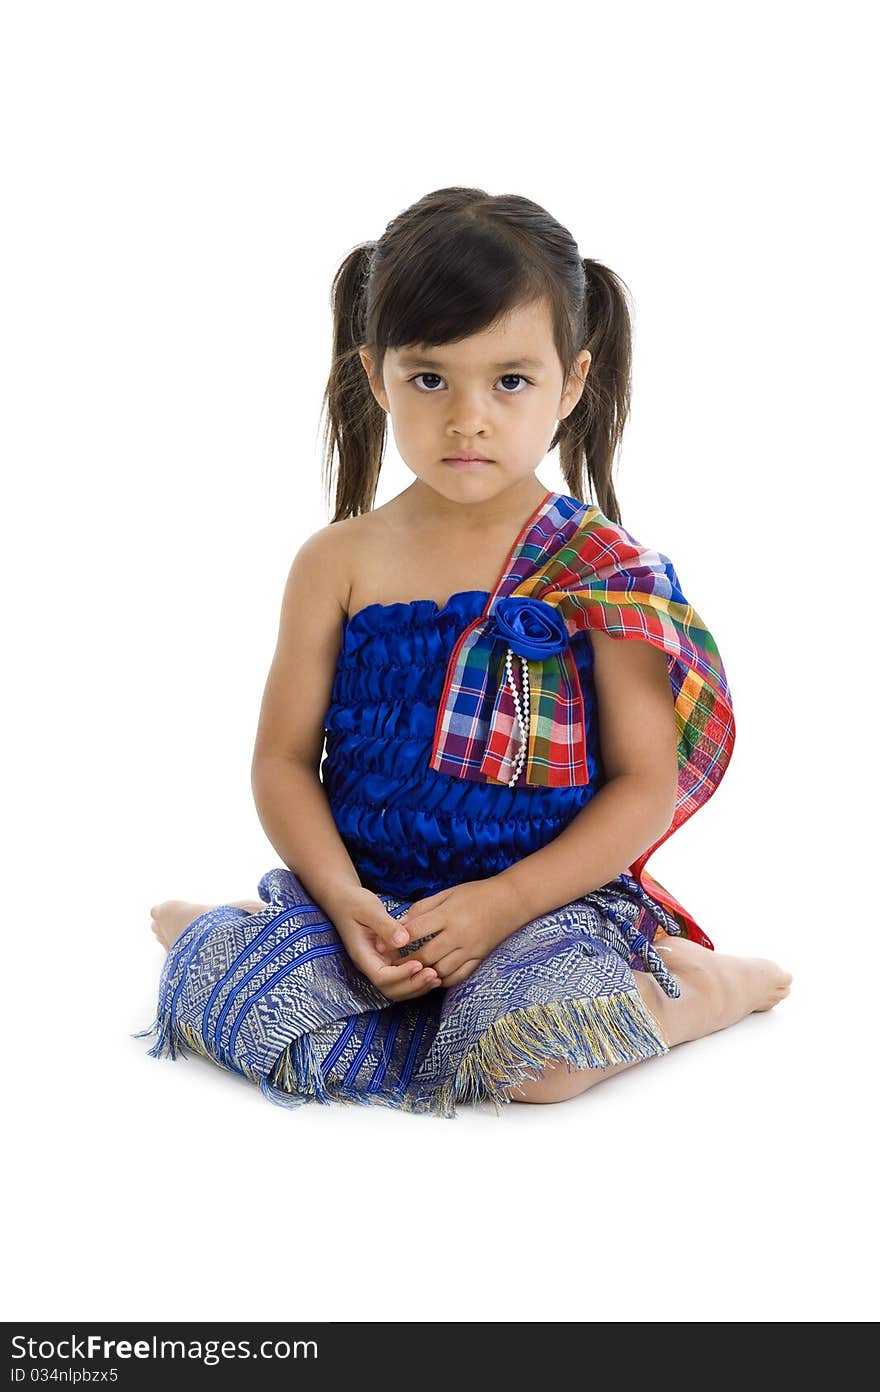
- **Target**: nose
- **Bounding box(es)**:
[447,421,489,447]
[445,387,493,440]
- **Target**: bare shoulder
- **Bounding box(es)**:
[290,514,370,618]
[317,507,390,617]
[250,518,362,769]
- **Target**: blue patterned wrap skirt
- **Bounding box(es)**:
[135,866,684,1119]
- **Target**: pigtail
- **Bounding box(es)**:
[554,257,633,527]
[319,242,387,523]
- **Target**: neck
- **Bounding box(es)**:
[402,474,551,532]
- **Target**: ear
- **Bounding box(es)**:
[359,347,389,412]
[558,349,591,420]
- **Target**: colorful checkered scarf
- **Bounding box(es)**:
[429,489,735,945]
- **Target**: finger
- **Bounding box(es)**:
[405,889,453,918]
[371,931,408,967]
[397,902,428,928]
[374,936,419,967]
[443,959,481,987]
[381,963,441,1001]
[401,961,442,994]
[431,947,466,978]
[403,962,440,987]
[375,914,411,952]
[350,943,420,983]
[376,957,425,985]
[375,957,443,995]
[383,977,438,1002]
[399,928,444,967]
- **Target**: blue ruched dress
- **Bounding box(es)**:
[320,589,606,899]
[138,587,687,1118]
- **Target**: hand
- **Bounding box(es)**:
[378,877,528,989]
[326,883,443,1002]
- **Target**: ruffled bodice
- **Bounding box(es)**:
[320,590,607,900]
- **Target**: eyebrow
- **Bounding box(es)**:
[396,354,546,371]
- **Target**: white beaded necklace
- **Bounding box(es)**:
[503,645,530,788]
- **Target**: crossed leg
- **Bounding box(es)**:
[149,902,792,1109]
[150,898,265,950]
[507,934,793,1104]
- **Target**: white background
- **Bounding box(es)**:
[3,0,876,1324]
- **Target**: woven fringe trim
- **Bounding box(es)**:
[134,991,670,1120]
[261,1036,452,1118]
[130,1013,192,1062]
[260,989,670,1121]
[132,1014,262,1083]
[436,989,671,1118]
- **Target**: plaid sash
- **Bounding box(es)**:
[429,489,735,945]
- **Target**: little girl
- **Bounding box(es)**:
[137,186,791,1118]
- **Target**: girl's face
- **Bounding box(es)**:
[359,297,590,505]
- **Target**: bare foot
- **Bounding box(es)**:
[657,935,793,1030]
[149,899,265,951]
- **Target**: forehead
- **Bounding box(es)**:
[395,350,547,370]
[392,298,556,371]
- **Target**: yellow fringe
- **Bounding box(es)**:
[176,1019,210,1059]
[175,1019,205,1057]
[435,990,671,1115]
[174,990,671,1120]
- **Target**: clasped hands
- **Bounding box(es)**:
[331,877,530,1002]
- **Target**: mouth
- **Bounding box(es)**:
[444,456,493,468]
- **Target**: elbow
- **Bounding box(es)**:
[250,753,268,797]
[251,753,283,806]
[252,749,319,790]
[655,784,678,839]
[649,772,678,838]
[657,796,676,839]
[618,771,676,842]
[645,760,678,840]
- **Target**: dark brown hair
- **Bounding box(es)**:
[319,186,633,525]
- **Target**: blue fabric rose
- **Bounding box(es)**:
[492,596,569,660]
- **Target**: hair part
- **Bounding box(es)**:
[319,187,633,525]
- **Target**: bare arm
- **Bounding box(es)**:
[250,524,361,918]
[251,526,443,1001]
[251,759,363,918]
[491,629,679,924]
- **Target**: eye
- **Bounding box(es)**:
[408,373,533,394]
